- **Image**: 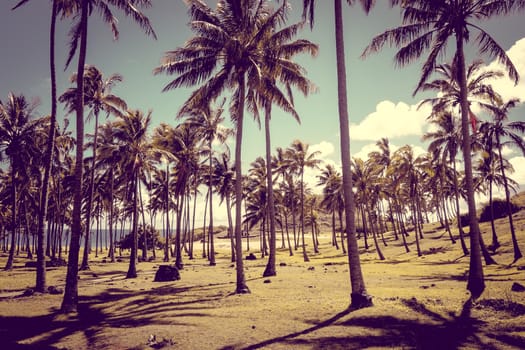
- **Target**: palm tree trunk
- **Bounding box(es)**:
[456,33,484,299]
[36,0,59,292]
[263,102,277,277]
[109,169,115,262]
[61,0,88,313]
[496,136,522,262]
[126,172,139,278]
[209,143,216,266]
[452,158,469,255]
[334,0,371,308]
[234,76,250,294]
[488,178,499,250]
[300,171,309,262]
[4,167,17,271]
[80,109,101,271]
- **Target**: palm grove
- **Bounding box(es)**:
[0,0,524,314]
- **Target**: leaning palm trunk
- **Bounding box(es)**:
[4,169,17,271]
[452,159,469,255]
[126,172,139,278]
[456,35,484,300]
[80,110,101,271]
[334,0,371,308]
[496,135,522,262]
[36,0,58,292]
[233,77,250,294]
[61,0,88,314]
[263,102,277,277]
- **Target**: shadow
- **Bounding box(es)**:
[220,298,522,350]
[231,307,356,350]
[0,280,228,349]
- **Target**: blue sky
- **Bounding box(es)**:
[1,1,525,222]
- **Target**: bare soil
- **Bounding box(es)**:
[1,207,525,349]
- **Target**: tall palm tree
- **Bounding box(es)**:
[248,14,317,277]
[0,93,42,270]
[301,0,375,308]
[183,102,232,266]
[362,0,524,300]
[423,112,469,255]
[317,164,344,251]
[11,0,76,293]
[480,98,525,262]
[112,109,155,278]
[287,140,321,261]
[60,65,127,270]
[61,0,156,314]
[155,0,295,294]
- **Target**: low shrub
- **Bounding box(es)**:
[479,199,520,223]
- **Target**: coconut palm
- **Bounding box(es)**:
[12,0,76,293]
[61,0,156,314]
[247,15,317,277]
[479,98,525,262]
[183,102,232,266]
[0,93,42,270]
[423,112,469,255]
[286,140,321,261]
[317,164,343,251]
[362,0,525,300]
[111,109,155,278]
[301,0,375,308]
[155,0,299,294]
[60,65,127,270]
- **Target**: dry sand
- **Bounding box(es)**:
[1,208,525,349]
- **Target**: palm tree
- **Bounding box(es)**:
[287,140,321,261]
[112,109,155,278]
[480,98,525,262]
[362,0,524,300]
[423,112,469,255]
[317,164,343,251]
[0,93,42,270]
[249,15,317,277]
[61,0,156,314]
[301,0,375,308]
[60,65,127,270]
[155,0,297,294]
[11,0,75,293]
[183,102,232,266]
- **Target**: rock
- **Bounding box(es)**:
[246,253,257,260]
[307,266,315,271]
[154,265,181,282]
[48,286,64,295]
[279,262,287,267]
[263,279,271,284]
[22,288,34,297]
[511,282,525,292]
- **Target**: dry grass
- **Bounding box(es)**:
[1,203,525,350]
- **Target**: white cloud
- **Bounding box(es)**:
[350,100,431,141]
[484,37,525,103]
[353,141,427,161]
[509,156,525,186]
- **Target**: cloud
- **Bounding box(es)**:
[509,156,525,186]
[350,100,431,141]
[353,142,427,161]
[485,37,525,103]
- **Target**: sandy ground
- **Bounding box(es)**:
[1,209,525,350]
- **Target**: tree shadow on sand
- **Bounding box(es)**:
[228,298,524,350]
[0,284,225,349]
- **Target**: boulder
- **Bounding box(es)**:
[154,265,181,282]
[246,253,257,261]
[48,286,64,295]
[511,282,525,292]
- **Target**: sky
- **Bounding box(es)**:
[1,1,524,224]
